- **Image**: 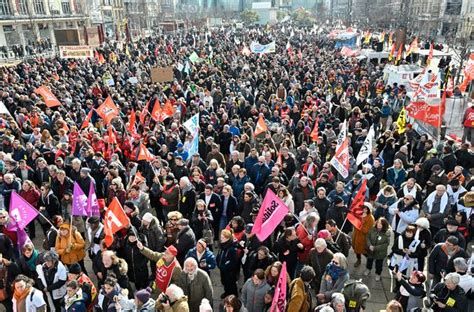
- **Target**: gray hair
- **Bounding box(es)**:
[331,292,345,305]
[315,238,327,249]
[453,258,468,273]
[183,257,198,273]
[180,176,191,186]
[166,284,185,302]
[444,272,460,285]
[244,182,255,191]
[333,252,348,270]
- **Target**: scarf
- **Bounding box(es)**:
[13,286,31,302]
[65,288,83,310]
[25,249,39,271]
[393,167,402,181]
[425,191,448,214]
[325,263,345,281]
[402,185,417,198]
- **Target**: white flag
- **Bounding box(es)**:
[335,119,347,149]
[356,126,375,165]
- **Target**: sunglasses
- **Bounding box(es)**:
[332,260,339,265]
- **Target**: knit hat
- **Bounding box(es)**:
[68,263,81,274]
[135,287,152,303]
[317,229,331,239]
[221,229,233,240]
[199,298,213,312]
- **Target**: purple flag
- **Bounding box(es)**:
[88,181,100,217]
[17,228,31,251]
[72,182,88,216]
[8,192,39,230]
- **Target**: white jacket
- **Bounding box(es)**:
[389,200,419,234]
[12,287,46,312]
[36,261,67,300]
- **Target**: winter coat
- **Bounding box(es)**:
[160,184,180,212]
[287,278,311,312]
[296,224,315,264]
[185,247,216,274]
[389,199,419,235]
[176,226,196,264]
[156,295,189,312]
[97,257,129,289]
[292,184,315,214]
[431,283,467,312]
[140,217,167,252]
[320,268,350,301]
[386,167,407,189]
[241,278,271,312]
[55,223,86,265]
[12,287,47,312]
[352,214,375,255]
[175,269,213,312]
[36,261,67,300]
[123,234,149,284]
[396,278,426,312]
[216,240,239,273]
[428,243,468,277]
[309,248,334,293]
[191,209,214,241]
[138,299,156,311]
[38,191,61,219]
[243,251,276,280]
[179,187,196,219]
[366,227,391,260]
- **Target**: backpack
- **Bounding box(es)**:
[342,279,370,312]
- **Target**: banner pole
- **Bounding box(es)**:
[36,208,59,232]
[68,215,73,246]
[292,213,311,236]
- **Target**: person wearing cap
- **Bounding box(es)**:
[36,250,68,311]
[136,239,182,295]
[393,269,426,311]
[174,142,189,162]
[55,222,86,268]
[431,272,467,312]
[175,257,213,312]
[141,212,166,253]
[447,177,467,205]
[67,263,97,312]
[425,164,448,194]
[352,202,375,268]
[433,218,467,250]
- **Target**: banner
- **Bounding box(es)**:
[72,182,88,216]
[150,67,174,83]
[34,86,62,108]
[270,262,287,312]
[183,113,200,157]
[254,115,268,136]
[138,144,155,161]
[347,179,368,230]
[340,46,360,57]
[356,126,374,165]
[59,46,94,59]
[8,193,39,230]
[406,99,444,128]
[250,41,276,54]
[251,189,289,241]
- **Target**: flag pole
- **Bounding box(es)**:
[335,216,349,243]
[291,213,311,236]
[36,208,59,232]
[68,215,73,246]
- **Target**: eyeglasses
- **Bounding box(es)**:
[0,216,6,219]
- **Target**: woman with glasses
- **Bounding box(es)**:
[317,253,349,304]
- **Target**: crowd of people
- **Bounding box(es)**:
[0,23,473,312]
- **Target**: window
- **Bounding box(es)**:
[18,0,28,14]
[0,0,12,15]
[62,0,71,13]
[33,0,45,14]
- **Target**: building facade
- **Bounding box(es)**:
[0,0,88,47]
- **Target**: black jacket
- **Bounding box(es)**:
[218,195,239,219]
[432,283,467,312]
[428,243,468,277]
[179,187,196,220]
[176,226,196,265]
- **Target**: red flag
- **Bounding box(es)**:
[98,53,106,64]
[254,115,268,136]
[330,137,349,179]
[138,144,155,161]
[150,99,162,122]
[347,179,368,230]
[310,120,319,142]
[96,96,119,124]
[460,53,474,92]
[34,86,62,108]
[103,197,130,247]
[388,43,396,61]
[396,43,404,63]
[127,109,137,135]
[140,100,150,125]
[81,109,94,129]
[132,171,145,186]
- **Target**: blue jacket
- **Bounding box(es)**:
[386,167,407,189]
[232,175,250,197]
[186,247,217,274]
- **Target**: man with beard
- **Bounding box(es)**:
[176,257,213,312]
[428,236,469,286]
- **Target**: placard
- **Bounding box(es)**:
[151,67,174,83]
[59,45,93,59]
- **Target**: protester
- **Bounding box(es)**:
[364,217,391,280]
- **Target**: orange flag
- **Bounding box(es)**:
[150,99,162,122]
[35,86,62,108]
[98,53,106,64]
[108,127,117,145]
[103,197,130,247]
[254,115,268,136]
[138,144,155,161]
[132,171,145,186]
[159,100,174,122]
[310,120,319,142]
[96,96,119,125]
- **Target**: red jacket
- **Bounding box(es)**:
[19,188,41,208]
[296,224,315,264]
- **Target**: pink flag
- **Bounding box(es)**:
[87,181,101,217]
[72,182,88,216]
[270,261,287,312]
[251,189,289,241]
[8,192,39,230]
[17,228,32,251]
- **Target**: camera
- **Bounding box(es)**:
[159,294,170,304]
